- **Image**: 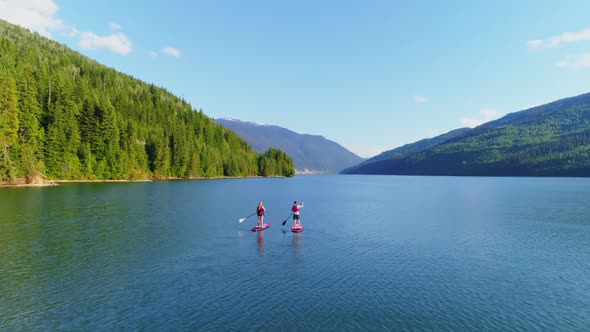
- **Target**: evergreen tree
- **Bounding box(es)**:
[0,73,20,180]
[15,65,44,175]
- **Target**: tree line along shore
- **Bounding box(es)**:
[0,19,295,185]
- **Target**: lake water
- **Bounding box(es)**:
[1,176,589,331]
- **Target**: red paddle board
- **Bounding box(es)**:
[291,225,304,233]
[252,223,270,232]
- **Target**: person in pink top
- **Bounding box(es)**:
[256,202,265,227]
[292,201,304,227]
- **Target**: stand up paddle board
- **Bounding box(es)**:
[252,223,270,232]
[291,225,304,233]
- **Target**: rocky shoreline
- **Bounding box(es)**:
[0,175,278,187]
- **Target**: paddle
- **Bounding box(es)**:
[239,212,257,223]
[281,212,294,226]
[283,201,303,226]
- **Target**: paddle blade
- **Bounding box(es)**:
[239,218,247,223]
[282,213,293,226]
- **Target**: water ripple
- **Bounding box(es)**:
[2,178,590,331]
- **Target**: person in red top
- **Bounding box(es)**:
[256,202,265,227]
[292,201,304,227]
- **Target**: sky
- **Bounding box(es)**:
[2,0,590,157]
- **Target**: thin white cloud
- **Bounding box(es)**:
[79,31,132,55]
[414,95,429,103]
[109,22,122,31]
[0,0,133,55]
[526,39,544,49]
[459,108,502,128]
[0,0,65,37]
[527,28,590,49]
[162,47,181,57]
[148,51,158,57]
[68,26,80,37]
[555,53,590,69]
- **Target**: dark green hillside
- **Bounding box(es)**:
[341,127,470,174]
[344,92,590,176]
[0,19,294,182]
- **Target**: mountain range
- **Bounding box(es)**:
[3,17,589,179]
[342,92,590,176]
[216,118,363,174]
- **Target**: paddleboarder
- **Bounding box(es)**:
[292,201,304,227]
[256,202,266,227]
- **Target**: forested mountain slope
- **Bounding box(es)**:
[343,93,590,176]
[341,128,470,174]
[0,19,294,182]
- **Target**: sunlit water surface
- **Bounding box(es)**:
[1,176,589,331]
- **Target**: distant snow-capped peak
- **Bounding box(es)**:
[218,118,273,127]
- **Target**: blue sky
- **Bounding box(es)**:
[2,1,590,157]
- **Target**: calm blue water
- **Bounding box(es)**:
[1,176,589,331]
